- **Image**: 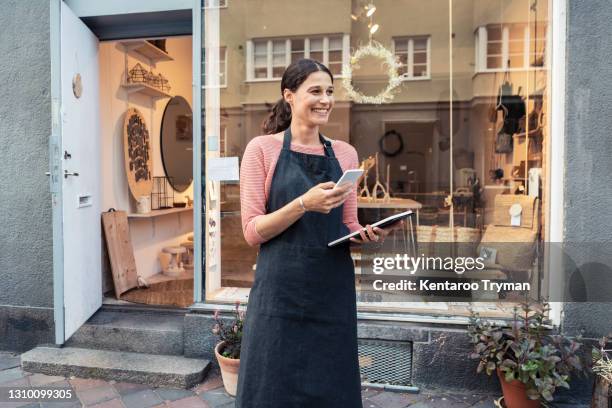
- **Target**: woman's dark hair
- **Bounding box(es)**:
[262,59,334,134]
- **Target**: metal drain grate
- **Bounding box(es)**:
[357,339,412,386]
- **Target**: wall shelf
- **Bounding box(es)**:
[120,40,174,63]
[121,82,172,99]
[128,207,193,219]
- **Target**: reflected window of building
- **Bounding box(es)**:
[202,46,227,87]
[476,22,547,72]
[393,36,431,80]
[247,34,349,81]
[203,0,227,9]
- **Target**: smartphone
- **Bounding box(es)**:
[333,169,364,190]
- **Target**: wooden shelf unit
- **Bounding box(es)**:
[127,207,193,219]
[120,40,174,63]
[121,82,172,99]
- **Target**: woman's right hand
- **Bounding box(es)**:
[301,182,353,214]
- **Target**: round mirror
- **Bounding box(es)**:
[161,96,193,192]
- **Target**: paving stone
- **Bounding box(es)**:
[43,380,73,390]
[470,398,497,408]
[191,376,223,394]
[69,378,110,391]
[167,395,210,408]
[416,395,471,408]
[0,367,27,384]
[89,398,125,408]
[444,392,487,405]
[369,391,422,408]
[0,376,30,387]
[198,387,234,408]
[408,402,438,408]
[39,401,82,408]
[76,384,119,406]
[154,387,196,402]
[121,389,164,408]
[362,398,384,408]
[0,353,21,370]
[360,387,382,398]
[29,374,67,387]
[113,382,151,396]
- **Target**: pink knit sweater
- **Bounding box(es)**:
[240,132,362,246]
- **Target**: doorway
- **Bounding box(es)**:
[51,0,202,345]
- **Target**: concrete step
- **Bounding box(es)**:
[65,310,184,356]
[21,346,211,389]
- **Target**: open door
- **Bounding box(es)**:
[55,1,102,342]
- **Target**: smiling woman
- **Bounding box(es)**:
[235,59,398,407]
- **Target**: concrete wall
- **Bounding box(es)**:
[557,0,612,402]
[0,0,55,351]
[562,0,612,339]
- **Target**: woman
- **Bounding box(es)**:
[236,59,398,407]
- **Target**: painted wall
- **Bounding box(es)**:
[562,2,612,336]
[99,36,194,288]
[0,0,55,350]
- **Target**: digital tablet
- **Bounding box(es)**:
[327,210,413,247]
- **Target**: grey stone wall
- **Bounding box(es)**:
[0,0,54,350]
[560,0,612,401]
[562,0,612,340]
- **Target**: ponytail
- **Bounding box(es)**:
[262,98,292,134]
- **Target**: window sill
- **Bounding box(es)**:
[202,85,228,89]
[189,301,515,325]
[246,78,282,83]
[400,76,431,82]
[474,67,547,76]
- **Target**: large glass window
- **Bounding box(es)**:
[202,0,552,317]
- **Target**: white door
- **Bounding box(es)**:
[60,2,102,341]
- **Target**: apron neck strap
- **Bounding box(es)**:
[283,127,335,158]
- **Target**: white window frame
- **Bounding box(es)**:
[246,34,350,82]
[475,23,548,73]
[203,0,228,9]
[202,46,228,88]
[392,36,431,81]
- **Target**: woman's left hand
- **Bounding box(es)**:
[349,220,404,245]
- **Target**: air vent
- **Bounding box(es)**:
[358,339,412,386]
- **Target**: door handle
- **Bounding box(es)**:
[64,170,79,178]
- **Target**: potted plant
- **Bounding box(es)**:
[212,300,245,396]
[468,300,585,408]
[592,335,612,407]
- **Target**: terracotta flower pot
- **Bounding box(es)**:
[214,341,240,396]
[497,368,541,408]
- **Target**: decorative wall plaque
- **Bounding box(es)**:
[123,108,153,200]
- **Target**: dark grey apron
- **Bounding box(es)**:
[235,128,362,407]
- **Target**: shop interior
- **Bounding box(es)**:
[99,35,195,308]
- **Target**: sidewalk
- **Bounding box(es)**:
[0,351,588,408]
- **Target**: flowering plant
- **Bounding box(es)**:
[468,300,585,402]
[212,300,246,359]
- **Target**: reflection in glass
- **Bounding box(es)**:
[161,96,193,192]
[203,0,551,313]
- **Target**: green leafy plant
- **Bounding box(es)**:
[468,300,585,402]
[592,335,612,383]
[212,300,246,359]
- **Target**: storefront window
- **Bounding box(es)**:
[202,0,551,316]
